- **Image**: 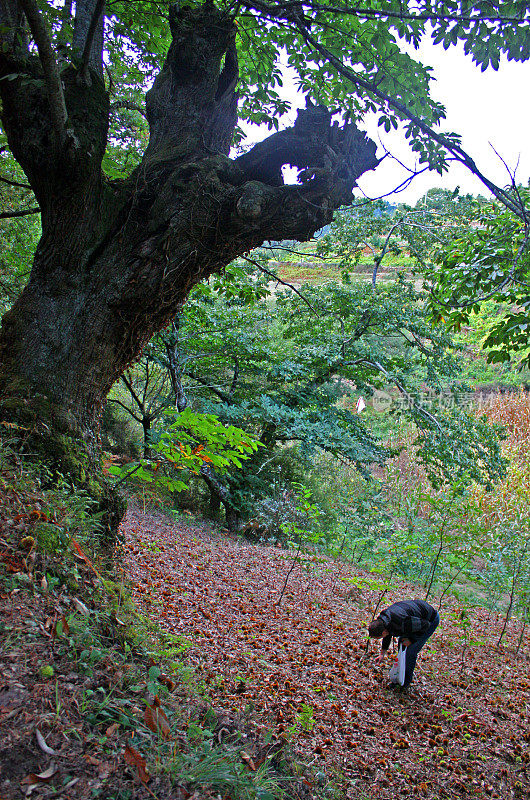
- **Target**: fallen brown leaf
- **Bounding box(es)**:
[144,703,171,739]
[124,744,150,783]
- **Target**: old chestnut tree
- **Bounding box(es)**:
[0,0,528,540]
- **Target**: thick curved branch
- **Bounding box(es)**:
[144,4,238,163]
[227,106,380,253]
[235,102,379,192]
[141,107,379,305]
[18,0,67,146]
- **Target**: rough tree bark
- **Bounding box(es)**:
[0,2,378,547]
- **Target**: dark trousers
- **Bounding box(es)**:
[402,611,440,688]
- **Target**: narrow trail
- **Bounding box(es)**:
[123,506,530,800]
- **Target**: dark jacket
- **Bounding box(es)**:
[378,599,438,651]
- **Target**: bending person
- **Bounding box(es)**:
[368,599,440,689]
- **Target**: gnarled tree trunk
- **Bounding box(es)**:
[0,2,378,548]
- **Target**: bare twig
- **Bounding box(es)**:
[110,100,148,119]
[0,175,32,190]
[0,207,40,219]
[107,397,143,424]
[362,358,444,433]
[244,1,528,27]
[241,254,316,311]
[372,219,402,288]
[276,537,303,606]
[112,462,144,488]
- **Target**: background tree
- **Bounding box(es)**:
[145,263,505,530]
[0,0,528,543]
[109,355,172,457]
[428,187,530,367]
[320,189,483,286]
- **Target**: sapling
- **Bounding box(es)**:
[497,537,529,648]
[276,484,321,606]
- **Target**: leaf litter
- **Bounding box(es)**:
[123,505,530,800]
[1,487,528,800]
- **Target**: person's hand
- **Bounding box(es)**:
[401,638,411,648]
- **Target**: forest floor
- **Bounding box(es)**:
[123,506,530,800]
[2,502,529,800]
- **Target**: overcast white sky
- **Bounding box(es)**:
[357,41,530,205]
[245,39,530,207]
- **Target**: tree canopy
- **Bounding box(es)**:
[2,1,529,195]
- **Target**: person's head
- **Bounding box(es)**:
[368,618,387,638]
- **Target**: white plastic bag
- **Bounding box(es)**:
[388,645,407,686]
